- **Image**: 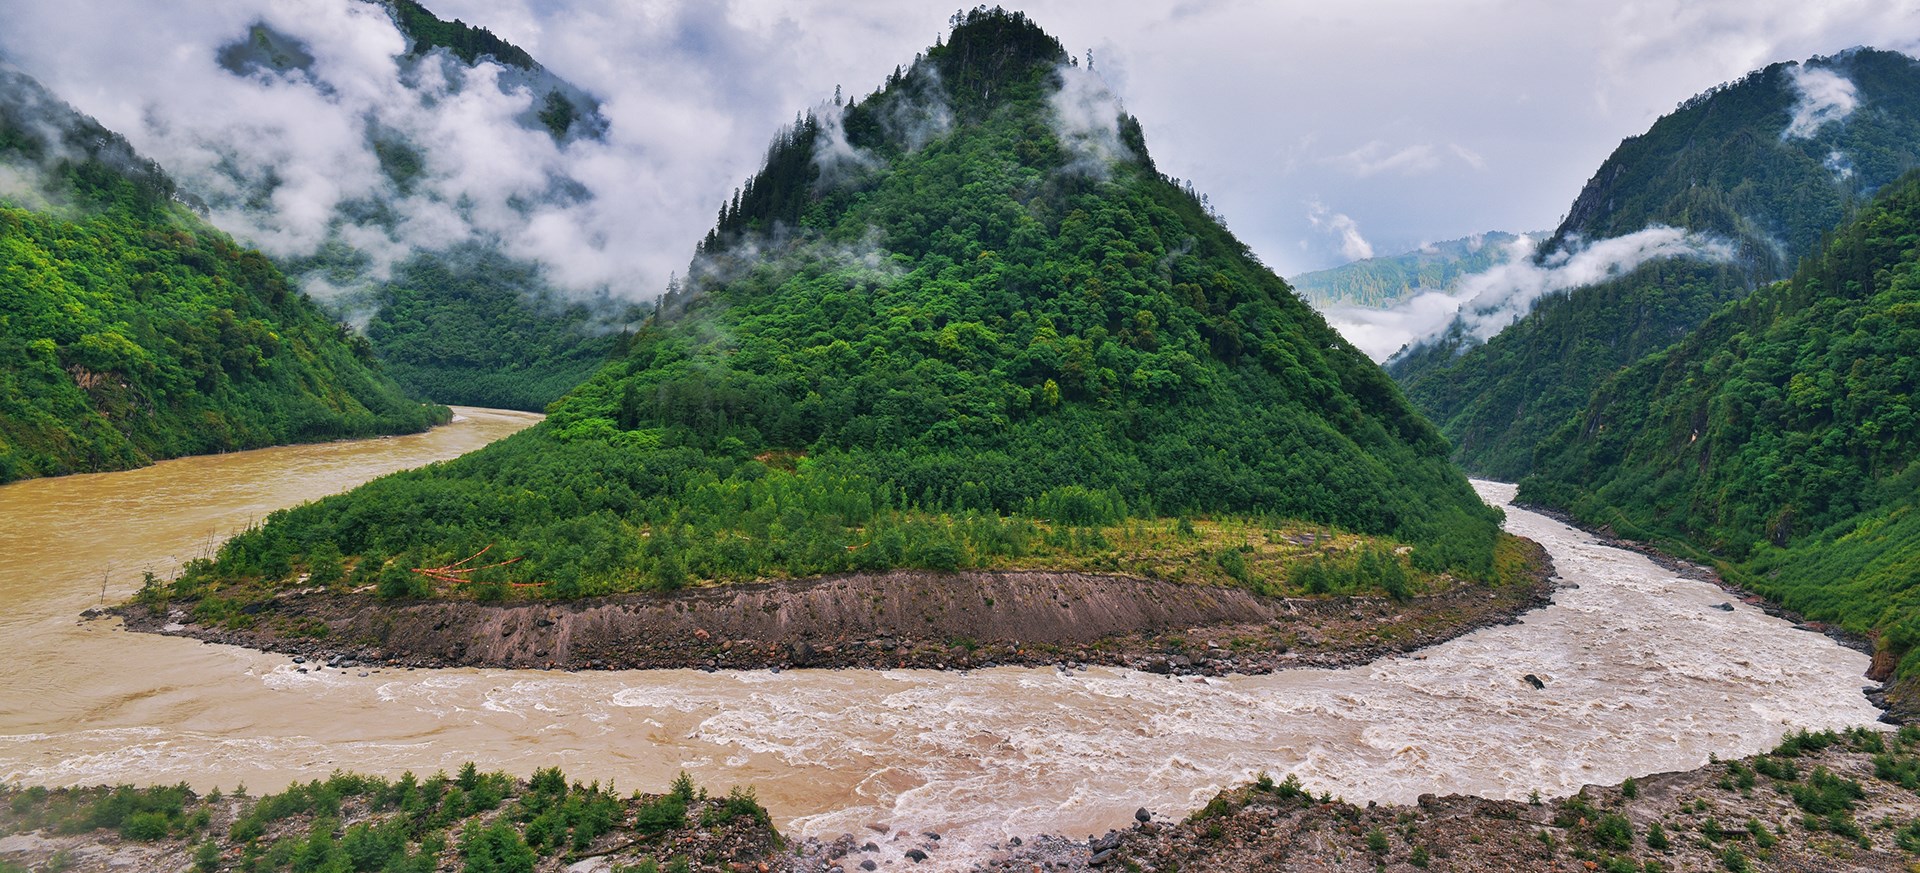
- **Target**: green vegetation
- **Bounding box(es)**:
[1521,171,1920,679]
[1290,231,1526,310]
[0,69,446,484]
[151,9,1509,606]
[362,248,636,411]
[377,0,535,69]
[0,766,777,873]
[1392,48,1920,479]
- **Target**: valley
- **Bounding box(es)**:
[4,3,1920,871]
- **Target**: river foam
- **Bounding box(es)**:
[0,456,1884,869]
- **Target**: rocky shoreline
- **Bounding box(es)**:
[112,538,1555,679]
[970,730,1920,872]
[1513,501,1908,720]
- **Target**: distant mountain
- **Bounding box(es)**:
[1390,48,1920,479]
[1520,170,1920,707]
[1290,231,1525,308]
[0,68,444,483]
[167,9,1521,608]
[196,0,629,410]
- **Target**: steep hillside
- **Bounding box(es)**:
[207,0,625,410]
[0,68,445,484]
[1521,170,1920,690]
[1391,48,1920,479]
[1290,231,1523,308]
[154,10,1518,618]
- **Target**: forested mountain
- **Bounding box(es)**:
[1390,48,1920,479]
[0,68,445,484]
[205,0,627,410]
[1519,170,1920,692]
[1290,231,1524,308]
[161,9,1519,607]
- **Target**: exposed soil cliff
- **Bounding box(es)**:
[120,540,1554,675]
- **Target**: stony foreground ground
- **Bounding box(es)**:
[7,727,1920,872]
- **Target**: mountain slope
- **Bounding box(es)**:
[0,68,445,483]
[1520,170,1920,690]
[1390,48,1920,479]
[1291,231,1523,309]
[204,0,625,410]
[162,10,1515,610]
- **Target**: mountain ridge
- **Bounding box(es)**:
[1389,47,1920,480]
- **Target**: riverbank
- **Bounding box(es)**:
[115,537,1553,677]
[986,726,1920,872]
[1512,501,1908,721]
[8,727,1918,873]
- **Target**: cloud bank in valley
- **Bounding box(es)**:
[1323,227,1734,361]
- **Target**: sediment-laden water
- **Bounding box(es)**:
[0,426,1882,868]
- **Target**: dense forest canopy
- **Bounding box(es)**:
[1390,48,1920,480]
[163,8,1516,609]
[0,68,445,484]
[1521,169,1920,678]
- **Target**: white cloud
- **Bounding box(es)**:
[1307,200,1374,261]
[1324,227,1734,361]
[1332,141,1440,177]
[1050,62,1131,178]
[5,0,1918,294]
[1782,64,1860,138]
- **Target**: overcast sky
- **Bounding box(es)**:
[4,0,1919,298]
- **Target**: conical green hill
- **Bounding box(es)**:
[179,9,1514,603]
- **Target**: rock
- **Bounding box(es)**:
[1168,654,1192,669]
[1713,602,1736,612]
[861,842,878,852]
[1522,673,1545,690]
[1142,658,1171,675]
[1008,836,1022,847]
[1091,832,1121,853]
[292,656,305,664]
[866,822,889,834]
[860,863,876,872]
[1134,807,1152,823]
[790,641,815,665]
[1871,648,1900,682]
[1089,848,1116,866]
[905,849,928,863]
[922,831,941,841]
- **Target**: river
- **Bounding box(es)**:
[0,412,1885,868]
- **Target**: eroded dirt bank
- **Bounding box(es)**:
[120,544,1553,675]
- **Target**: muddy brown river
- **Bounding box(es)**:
[0,410,1885,868]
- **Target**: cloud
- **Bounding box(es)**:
[1448,143,1486,170]
[7,0,1919,294]
[1825,148,1856,179]
[1782,64,1859,138]
[1331,141,1440,177]
[1049,62,1131,178]
[1307,200,1374,261]
[1324,227,1733,361]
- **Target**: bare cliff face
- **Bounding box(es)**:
[126,555,1553,674]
